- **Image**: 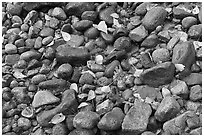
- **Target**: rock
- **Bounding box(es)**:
[79,72,94,85]
[142,7,167,31]
[122,89,133,100]
[66,115,75,131]
[169,80,189,98]
[44,47,55,59]
[56,44,90,65]
[141,34,159,48]
[140,52,154,68]
[42,36,53,45]
[172,41,196,69]
[52,123,68,135]
[122,99,152,134]
[189,85,202,101]
[100,32,114,44]
[99,6,115,25]
[65,2,95,17]
[96,99,114,115]
[136,85,158,100]
[167,36,180,50]
[11,87,30,104]
[5,44,17,54]
[66,35,84,47]
[129,25,148,42]
[49,17,60,29]
[155,96,180,122]
[15,39,25,47]
[69,129,94,135]
[182,16,197,29]
[189,127,202,135]
[34,37,42,49]
[182,73,202,86]
[135,2,148,16]
[32,90,60,108]
[23,2,61,12]
[141,131,156,135]
[97,107,125,131]
[73,111,100,129]
[38,79,68,94]
[163,111,196,135]
[11,15,22,24]
[140,62,175,87]
[198,7,202,23]
[113,37,131,51]
[185,101,201,112]
[17,117,31,130]
[5,54,20,65]
[39,27,54,37]
[186,114,200,129]
[73,20,93,31]
[56,63,73,79]
[31,74,47,84]
[6,3,22,15]
[173,7,194,19]
[158,30,171,42]
[152,48,170,63]
[20,50,41,62]
[188,24,202,39]
[105,60,120,78]
[81,11,98,21]
[52,7,67,20]
[84,27,99,39]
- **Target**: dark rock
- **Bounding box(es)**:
[129,25,148,42]
[113,37,131,51]
[198,7,202,23]
[182,16,197,29]
[140,62,175,87]
[172,41,195,69]
[56,44,90,65]
[52,7,67,20]
[56,63,73,79]
[52,123,68,135]
[66,115,75,131]
[182,73,202,86]
[100,32,114,44]
[79,72,94,85]
[188,24,202,39]
[189,85,202,101]
[99,6,115,25]
[81,11,98,21]
[84,27,99,39]
[65,2,95,17]
[122,99,152,134]
[141,34,159,48]
[173,7,195,19]
[5,54,20,65]
[97,107,125,131]
[105,60,120,78]
[140,52,154,68]
[70,67,81,83]
[73,111,100,129]
[69,129,94,135]
[135,2,148,16]
[20,50,41,62]
[142,7,167,31]
[73,20,93,31]
[155,96,180,122]
[23,2,61,12]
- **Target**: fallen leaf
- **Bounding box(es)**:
[50,113,65,124]
[87,90,96,101]
[133,69,143,77]
[13,70,27,79]
[192,5,199,14]
[175,64,185,71]
[78,102,89,109]
[61,31,71,41]
[70,83,78,93]
[110,13,119,18]
[95,21,108,34]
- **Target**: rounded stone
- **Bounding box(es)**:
[52,7,67,20]
[84,27,99,39]
[152,48,170,63]
[17,117,31,130]
[52,123,68,135]
[182,16,198,29]
[31,74,47,85]
[5,43,17,54]
[57,63,73,79]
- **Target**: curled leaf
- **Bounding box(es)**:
[78,102,89,109]
[50,113,65,124]
[13,70,27,79]
[175,64,185,71]
[61,31,71,41]
[94,21,108,34]
[87,90,96,101]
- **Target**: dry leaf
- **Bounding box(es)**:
[175,64,185,71]
[61,31,71,41]
[110,13,119,18]
[70,83,78,93]
[86,90,96,101]
[95,21,108,34]
[78,102,89,109]
[133,69,143,77]
[13,70,27,79]
[192,6,199,14]
[50,113,65,124]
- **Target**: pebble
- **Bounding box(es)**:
[190,127,202,135]
[99,6,115,25]
[15,39,25,47]
[173,6,194,19]
[42,36,53,45]
[141,34,159,48]
[189,85,202,101]
[96,99,114,115]
[73,20,93,31]
[136,85,158,100]
[135,2,148,16]
[17,117,31,130]
[79,72,94,85]
[188,24,202,39]
[52,7,67,20]
[182,16,198,29]
[182,73,202,86]
[31,74,47,84]
[84,27,99,39]
[129,25,148,42]
[56,63,73,79]
[73,111,100,129]
[21,23,29,32]
[140,62,175,87]
[11,87,30,104]
[11,15,23,24]
[6,3,22,15]
[169,80,189,98]
[81,11,98,21]
[67,35,84,47]
[39,27,54,37]
[69,129,94,135]
[20,50,41,61]
[66,115,75,131]
[61,24,72,33]
[105,60,120,78]
[5,44,17,54]
[113,37,131,51]
[185,100,201,112]
[34,36,42,49]
[44,47,55,59]
[142,7,167,31]
[167,36,180,50]
[122,99,152,134]
[49,17,59,29]
[52,123,68,135]
[97,107,125,131]
[155,96,180,122]
[152,48,170,63]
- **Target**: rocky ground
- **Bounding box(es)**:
[2,2,202,135]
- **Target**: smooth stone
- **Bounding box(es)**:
[20,50,41,61]
[105,60,120,78]
[129,25,148,42]
[189,85,202,101]
[188,24,202,39]
[5,54,20,65]
[99,6,115,25]
[169,80,189,98]
[182,16,198,29]
[141,34,159,48]
[81,11,98,21]
[52,7,67,20]
[39,27,54,37]
[182,73,202,86]
[5,43,17,54]
[152,48,170,63]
